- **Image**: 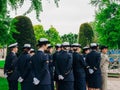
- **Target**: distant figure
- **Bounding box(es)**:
[45,44,54,90]
[86,43,102,90]
[82,46,90,88]
[53,44,62,90]
[30,48,35,56]
[4,43,19,90]
[100,45,109,90]
[82,46,90,61]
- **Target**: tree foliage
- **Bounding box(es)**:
[90,0,120,9]
[0,15,17,46]
[13,16,36,54]
[94,3,120,48]
[78,23,94,47]
[33,25,47,40]
[46,26,62,45]
[33,25,62,45]
[0,0,60,21]
[61,33,78,44]
[0,0,60,46]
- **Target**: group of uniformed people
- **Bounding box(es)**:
[4,37,109,90]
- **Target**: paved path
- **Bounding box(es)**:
[108,78,120,90]
[0,69,120,90]
[0,69,4,77]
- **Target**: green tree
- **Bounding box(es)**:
[13,16,36,54]
[61,33,78,44]
[0,16,17,46]
[46,26,62,45]
[0,0,60,20]
[78,23,94,47]
[33,25,47,40]
[0,0,60,47]
[94,3,120,48]
[90,0,120,9]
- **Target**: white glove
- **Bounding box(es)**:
[88,69,94,74]
[4,73,8,78]
[33,77,40,85]
[58,75,64,80]
[18,77,24,83]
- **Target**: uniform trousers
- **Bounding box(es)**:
[58,81,74,90]
[8,80,18,90]
[101,72,108,90]
[21,81,34,90]
[34,84,51,90]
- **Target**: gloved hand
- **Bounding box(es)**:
[58,75,64,80]
[88,68,94,74]
[18,77,24,83]
[4,73,8,78]
[33,77,40,85]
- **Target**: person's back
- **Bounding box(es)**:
[86,51,101,73]
[4,43,19,90]
[31,38,51,90]
[86,43,101,90]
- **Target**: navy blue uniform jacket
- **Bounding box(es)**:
[31,51,51,85]
[4,52,19,80]
[55,50,74,81]
[17,52,32,82]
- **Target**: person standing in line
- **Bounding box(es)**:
[17,44,34,90]
[82,46,90,61]
[31,38,51,90]
[55,42,74,90]
[72,43,86,90]
[100,45,109,90]
[82,46,90,89]
[86,43,102,90]
[45,44,54,90]
[53,44,62,90]
[29,48,35,56]
[4,43,19,90]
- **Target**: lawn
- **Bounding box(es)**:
[0,77,21,90]
[0,60,5,69]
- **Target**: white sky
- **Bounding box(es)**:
[10,0,96,35]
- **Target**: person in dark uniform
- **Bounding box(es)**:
[55,42,74,90]
[72,43,86,90]
[31,38,51,90]
[45,44,54,90]
[30,48,35,56]
[86,43,101,90]
[82,46,90,61]
[82,46,90,89]
[69,44,73,54]
[17,44,34,90]
[53,44,61,90]
[4,43,19,90]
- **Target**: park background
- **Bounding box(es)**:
[0,0,120,90]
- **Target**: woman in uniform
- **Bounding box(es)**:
[86,43,102,90]
[72,43,86,90]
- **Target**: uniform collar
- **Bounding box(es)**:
[38,48,44,52]
[11,51,16,54]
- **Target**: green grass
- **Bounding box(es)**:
[108,73,120,78]
[0,77,21,90]
[0,60,5,68]
[0,77,8,90]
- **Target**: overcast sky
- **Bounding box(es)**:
[10,0,96,35]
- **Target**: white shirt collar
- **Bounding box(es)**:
[38,48,44,52]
